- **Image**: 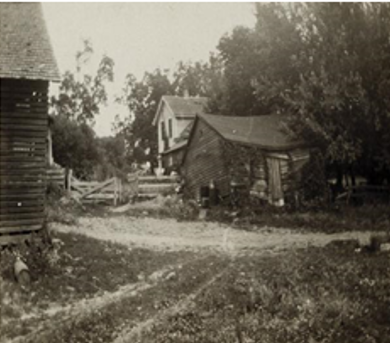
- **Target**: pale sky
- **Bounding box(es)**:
[42,3,257,136]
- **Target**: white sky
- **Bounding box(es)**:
[42,2,257,136]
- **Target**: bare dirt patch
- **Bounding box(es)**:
[53,216,377,254]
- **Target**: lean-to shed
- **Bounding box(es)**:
[0,3,60,245]
[182,113,311,206]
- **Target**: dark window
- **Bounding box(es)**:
[161,122,168,150]
[168,119,173,138]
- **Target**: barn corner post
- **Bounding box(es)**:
[0,3,60,247]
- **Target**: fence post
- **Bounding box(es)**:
[119,178,122,204]
[113,177,118,206]
[66,169,73,192]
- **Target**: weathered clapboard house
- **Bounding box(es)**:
[153,95,208,173]
[182,113,311,206]
[0,3,60,245]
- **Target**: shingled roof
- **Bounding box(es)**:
[153,96,208,125]
[199,113,303,150]
[0,3,60,81]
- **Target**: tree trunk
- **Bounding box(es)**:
[349,165,356,187]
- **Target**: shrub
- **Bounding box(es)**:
[297,152,331,209]
[160,197,199,221]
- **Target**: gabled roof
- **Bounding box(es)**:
[0,3,60,81]
[153,95,208,125]
[198,113,303,150]
[162,121,194,155]
[161,140,187,155]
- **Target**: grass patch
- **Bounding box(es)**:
[0,230,195,340]
[141,245,390,343]
[115,195,199,221]
[208,204,390,233]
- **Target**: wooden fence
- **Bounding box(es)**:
[127,174,178,198]
[340,185,390,205]
[47,169,179,205]
[69,174,123,205]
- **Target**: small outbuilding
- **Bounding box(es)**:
[0,3,60,245]
[182,113,311,206]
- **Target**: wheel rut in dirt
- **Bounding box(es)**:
[7,254,230,343]
[111,263,232,343]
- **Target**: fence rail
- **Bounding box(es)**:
[50,169,179,205]
[337,184,390,204]
[127,173,178,198]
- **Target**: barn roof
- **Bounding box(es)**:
[0,3,60,81]
[199,113,303,150]
[153,96,208,125]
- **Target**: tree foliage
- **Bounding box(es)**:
[172,56,225,111]
[50,40,118,179]
[115,70,173,169]
[94,134,130,180]
[51,115,100,180]
[115,58,224,169]
[214,3,390,184]
[51,40,114,124]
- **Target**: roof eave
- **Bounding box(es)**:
[224,138,307,151]
[0,74,61,82]
[152,96,176,126]
[152,98,165,126]
[176,114,197,119]
[161,142,187,155]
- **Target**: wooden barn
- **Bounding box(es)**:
[182,113,311,206]
[0,3,60,245]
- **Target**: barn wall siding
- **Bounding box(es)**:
[183,119,229,198]
[217,142,311,204]
[0,78,48,238]
[183,116,312,206]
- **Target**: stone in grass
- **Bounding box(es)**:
[198,209,208,220]
[165,271,176,281]
[14,257,31,290]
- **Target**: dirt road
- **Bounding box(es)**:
[53,215,374,254]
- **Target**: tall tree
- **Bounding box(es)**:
[216,26,261,116]
[115,69,173,169]
[280,3,390,184]
[50,41,115,178]
[214,3,390,184]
